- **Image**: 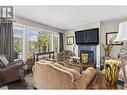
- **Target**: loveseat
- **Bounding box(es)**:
[32,60,97,89]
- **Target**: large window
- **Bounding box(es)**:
[13,24,59,60]
[27,28,39,58]
[13,24,24,59]
[27,27,51,58]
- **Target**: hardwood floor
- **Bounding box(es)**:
[89,71,126,89]
[89,72,104,89]
[7,79,33,89]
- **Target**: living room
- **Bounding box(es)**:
[0,5,127,91]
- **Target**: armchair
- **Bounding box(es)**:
[0,55,26,86]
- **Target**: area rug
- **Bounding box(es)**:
[24,73,34,88]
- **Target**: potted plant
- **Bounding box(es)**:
[26,51,35,71]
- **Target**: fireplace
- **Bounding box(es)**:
[78,45,97,67]
[80,50,94,65]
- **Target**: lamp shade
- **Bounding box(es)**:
[115,21,127,42]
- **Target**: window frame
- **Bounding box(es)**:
[13,23,59,61]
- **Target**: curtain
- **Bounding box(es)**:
[0,21,13,62]
[59,32,64,52]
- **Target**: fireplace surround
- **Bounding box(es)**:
[78,45,97,67]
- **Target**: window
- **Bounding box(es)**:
[13,24,59,61]
[53,33,59,53]
[13,24,24,59]
[27,28,39,58]
[27,27,51,58]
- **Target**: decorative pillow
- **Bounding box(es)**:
[53,62,81,80]
[0,55,9,66]
[64,63,82,73]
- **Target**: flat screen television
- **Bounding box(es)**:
[75,28,99,45]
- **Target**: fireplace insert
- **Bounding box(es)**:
[80,50,94,65]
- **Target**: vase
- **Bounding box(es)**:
[105,59,120,85]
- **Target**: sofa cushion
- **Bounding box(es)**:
[53,62,81,80]
[64,62,82,73]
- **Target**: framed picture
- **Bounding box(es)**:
[106,32,123,45]
[67,36,74,45]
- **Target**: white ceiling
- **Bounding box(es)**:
[15,6,127,30]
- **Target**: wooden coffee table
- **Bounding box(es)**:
[89,71,126,89]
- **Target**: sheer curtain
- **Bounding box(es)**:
[0,21,13,62]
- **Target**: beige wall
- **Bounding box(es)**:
[100,17,127,58]
[14,16,64,33]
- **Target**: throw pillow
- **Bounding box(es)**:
[53,62,81,80]
[64,63,82,73]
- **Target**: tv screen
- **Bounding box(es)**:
[75,28,99,45]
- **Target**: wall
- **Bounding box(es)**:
[100,17,127,58]
[64,17,127,68]
[64,21,101,68]
[14,16,64,33]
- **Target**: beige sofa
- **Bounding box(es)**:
[32,60,97,89]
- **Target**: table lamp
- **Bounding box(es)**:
[115,21,127,88]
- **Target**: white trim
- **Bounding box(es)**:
[22,26,27,61]
[50,33,54,51]
[57,34,60,53]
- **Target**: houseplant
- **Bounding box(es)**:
[26,51,35,71]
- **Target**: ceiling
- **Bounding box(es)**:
[15,6,127,30]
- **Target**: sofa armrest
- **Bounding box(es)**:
[1,64,22,71]
[32,65,35,73]
[0,64,24,84]
[74,67,97,89]
[8,59,25,66]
